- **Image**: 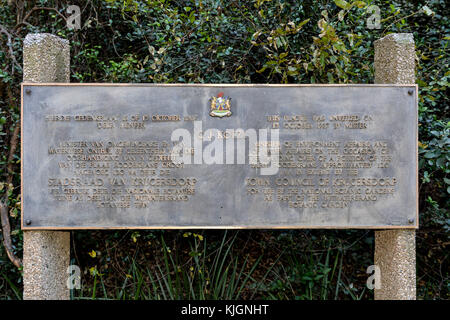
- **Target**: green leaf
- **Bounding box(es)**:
[334,0,351,10]
[422,5,434,16]
[297,18,310,29]
[327,72,334,83]
[352,1,366,8]
[424,152,436,159]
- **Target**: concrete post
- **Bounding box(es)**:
[373,33,416,300]
[22,33,71,300]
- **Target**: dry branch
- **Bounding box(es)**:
[0,116,22,269]
[0,201,22,269]
[0,24,22,74]
[15,6,67,33]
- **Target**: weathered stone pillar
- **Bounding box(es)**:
[23,33,70,300]
[373,33,416,300]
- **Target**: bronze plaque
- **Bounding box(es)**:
[21,84,418,229]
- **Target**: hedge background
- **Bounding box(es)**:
[0,0,448,300]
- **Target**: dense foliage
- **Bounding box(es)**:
[0,0,448,299]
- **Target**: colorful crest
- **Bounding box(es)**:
[209,92,232,118]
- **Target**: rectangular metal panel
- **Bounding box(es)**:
[21,84,418,229]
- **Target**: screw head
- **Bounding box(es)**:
[408,218,414,224]
[25,89,31,95]
[408,89,413,95]
[25,219,32,225]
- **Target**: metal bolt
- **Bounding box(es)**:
[408,89,413,95]
[25,219,32,225]
[25,88,31,95]
[408,218,414,224]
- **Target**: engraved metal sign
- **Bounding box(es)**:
[21,84,418,229]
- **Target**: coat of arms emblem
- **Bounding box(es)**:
[209,92,232,118]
